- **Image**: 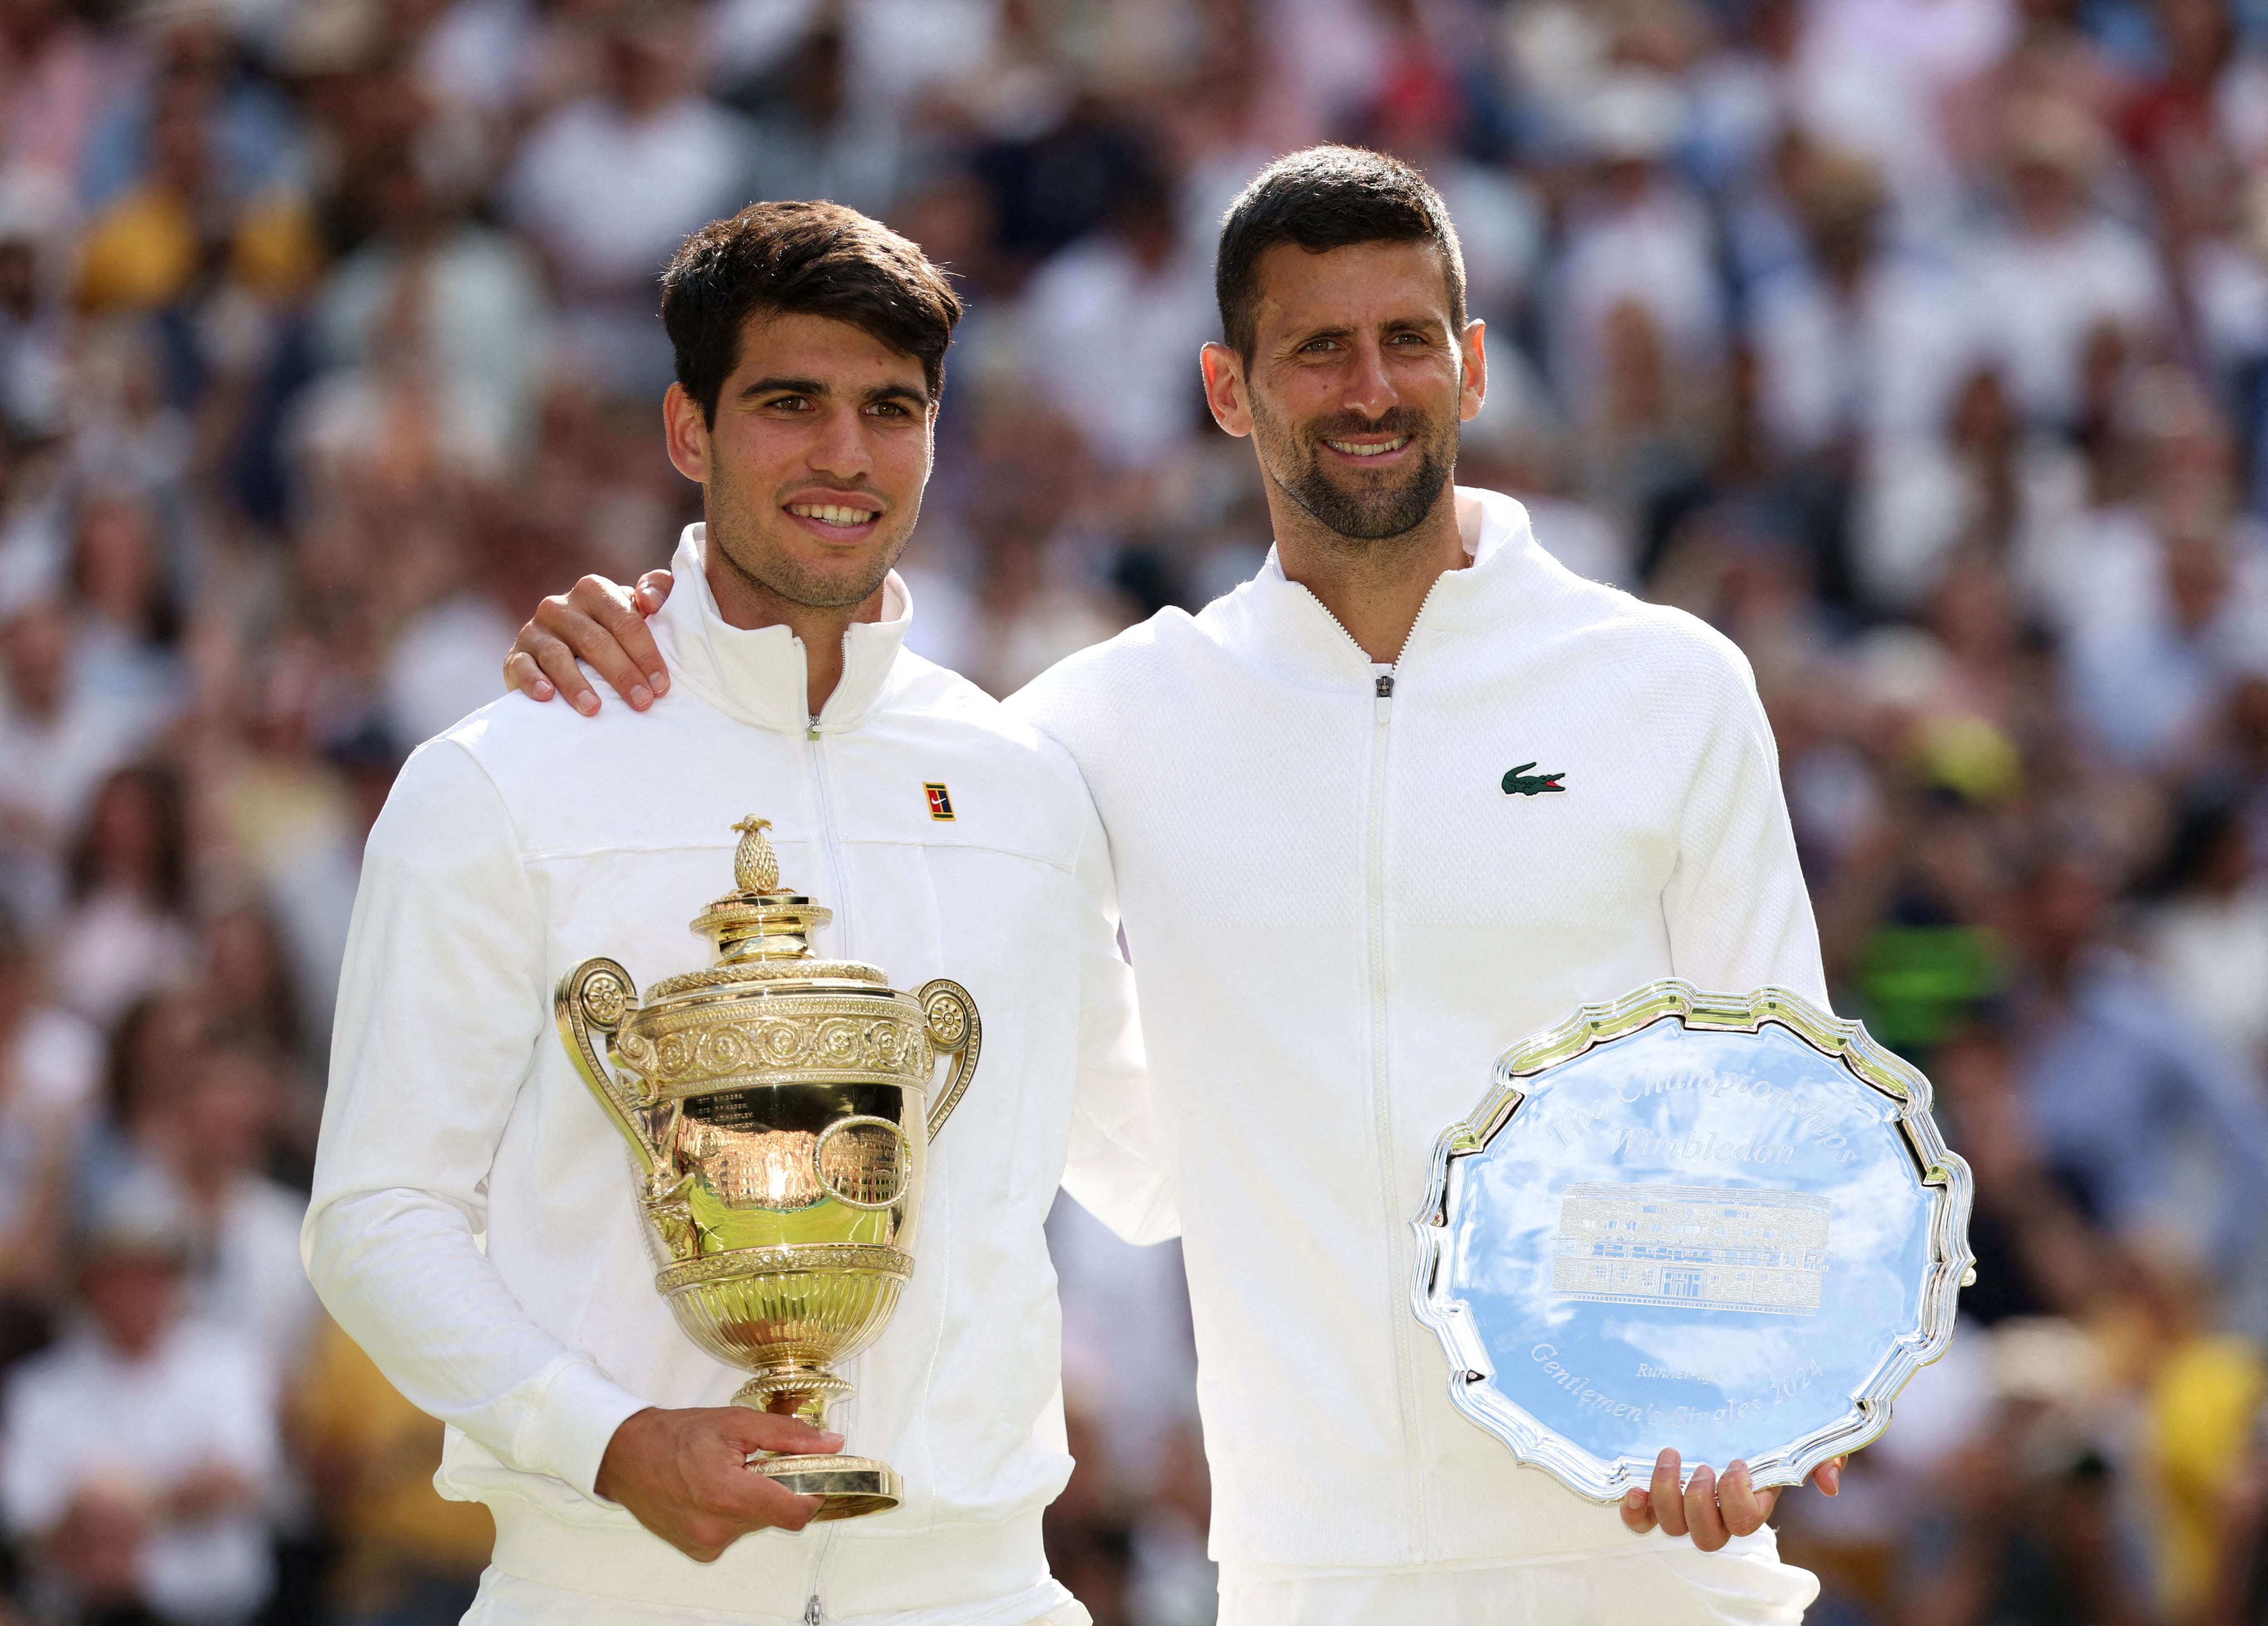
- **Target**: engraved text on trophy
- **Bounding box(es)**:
[1549,1183,1830,1315]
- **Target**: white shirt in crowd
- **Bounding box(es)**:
[503,95,748,390]
[1021,234,1217,476]
[0,1004,99,1238]
[0,1315,281,1625]
[1967,212,2168,427]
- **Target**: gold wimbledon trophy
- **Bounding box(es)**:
[556,818,979,1520]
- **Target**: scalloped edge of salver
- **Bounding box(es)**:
[1409,980,1977,1504]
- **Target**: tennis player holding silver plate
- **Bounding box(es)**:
[1413,981,1975,1504]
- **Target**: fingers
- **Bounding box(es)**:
[1718,1461,1777,1537]
[1640,1453,1794,1550]
[1811,1455,1845,1496]
[508,610,602,713]
[634,568,676,615]
[540,589,645,709]
[1650,1449,1688,1538]
[503,650,555,703]
[708,1470,826,1535]
[1682,1462,1733,1552]
[565,575,669,706]
[719,1409,844,1459]
[671,1481,825,1559]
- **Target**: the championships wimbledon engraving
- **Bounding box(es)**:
[1410,982,1975,1504]
[1549,1183,1830,1315]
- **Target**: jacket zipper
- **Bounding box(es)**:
[802,700,850,1626]
[1306,574,1450,1559]
[1362,669,1420,1547]
[802,1523,837,1623]
[806,719,855,956]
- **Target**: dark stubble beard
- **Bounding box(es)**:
[1251,397,1457,544]
[705,459,916,610]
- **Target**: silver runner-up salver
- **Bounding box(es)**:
[1411,982,1975,1503]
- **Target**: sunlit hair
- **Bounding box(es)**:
[1215,146,1467,361]
[661,200,963,425]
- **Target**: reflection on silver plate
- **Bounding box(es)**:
[1410,982,1974,1504]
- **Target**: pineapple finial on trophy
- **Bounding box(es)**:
[732,816,781,895]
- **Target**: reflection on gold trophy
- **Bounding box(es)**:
[556,818,979,1519]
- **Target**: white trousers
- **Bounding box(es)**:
[460,1569,1094,1626]
[1217,1541,1818,1626]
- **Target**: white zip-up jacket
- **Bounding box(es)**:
[1009,487,1828,1579]
[305,526,1171,1624]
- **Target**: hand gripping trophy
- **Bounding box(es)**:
[555,817,980,1521]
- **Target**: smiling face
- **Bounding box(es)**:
[664,310,937,620]
[1206,239,1484,545]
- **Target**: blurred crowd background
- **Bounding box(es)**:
[10,0,2268,1622]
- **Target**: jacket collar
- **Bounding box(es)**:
[651,523,912,734]
[1229,486,1556,685]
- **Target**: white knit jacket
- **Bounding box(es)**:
[1009,486,1829,1575]
[305,526,1171,1622]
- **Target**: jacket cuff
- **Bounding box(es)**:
[520,1357,653,1497]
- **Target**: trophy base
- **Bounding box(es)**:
[753,1454,903,1521]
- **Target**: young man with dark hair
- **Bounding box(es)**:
[308,200,1169,1626]
[509,154,1839,1621]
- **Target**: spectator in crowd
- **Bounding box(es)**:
[51,765,194,1032]
[503,0,750,394]
[0,1179,280,1626]
[135,1037,316,1384]
[0,903,97,1361]
[293,1317,490,1626]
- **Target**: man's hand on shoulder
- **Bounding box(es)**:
[595,1404,841,1560]
[505,571,676,715]
[1618,1448,1843,1552]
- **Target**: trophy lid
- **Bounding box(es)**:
[637,818,894,1005]
[690,818,835,963]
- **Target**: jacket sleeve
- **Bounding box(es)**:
[301,739,648,1498]
[1056,783,1178,1245]
[1660,643,1831,1007]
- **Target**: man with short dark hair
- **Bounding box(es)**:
[510,153,1836,1621]
[308,199,1168,1626]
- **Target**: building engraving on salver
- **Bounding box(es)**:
[1549,1183,1831,1316]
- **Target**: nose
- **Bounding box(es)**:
[1340,335,1399,423]
[806,403,875,483]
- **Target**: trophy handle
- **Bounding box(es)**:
[916,979,981,1142]
[556,957,663,1179]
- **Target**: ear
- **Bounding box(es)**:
[1458,319,1488,425]
[1201,342,1254,439]
[663,382,711,484]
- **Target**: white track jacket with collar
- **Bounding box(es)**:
[305,525,1171,1626]
[1008,487,1830,1603]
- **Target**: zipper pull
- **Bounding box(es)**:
[804,1597,822,1626]
[807,721,821,741]
[1374,669,1394,722]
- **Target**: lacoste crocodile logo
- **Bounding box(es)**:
[1502,762,1567,797]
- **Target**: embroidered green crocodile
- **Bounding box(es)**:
[1501,762,1567,797]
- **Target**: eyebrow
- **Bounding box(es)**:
[1281,314,1449,350]
[738,375,932,406]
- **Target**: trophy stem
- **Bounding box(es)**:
[733,1363,855,1426]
